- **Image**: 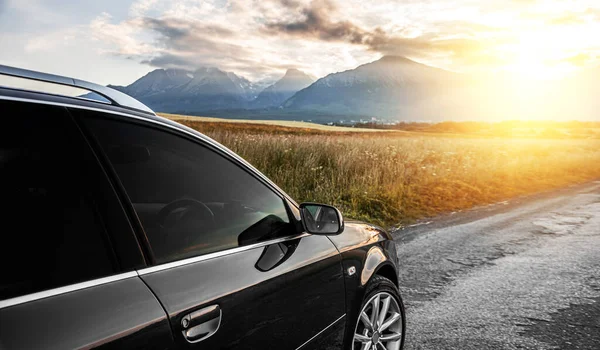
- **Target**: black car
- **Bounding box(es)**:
[0,65,405,350]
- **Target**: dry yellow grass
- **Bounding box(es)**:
[166,115,600,228]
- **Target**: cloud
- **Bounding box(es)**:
[129,0,159,17]
[87,0,600,82]
[548,14,585,25]
[264,0,370,44]
[85,0,372,80]
[24,27,78,53]
[518,6,600,26]
[90,12,154,56]
[262,0,496,63]
[136,17,281,75]
[142,17,235,44]
[89,8,307,81]
[545,10,600,26]
[562,53,593,66]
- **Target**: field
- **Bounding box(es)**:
[163,114,600,228]
[161,113,397,133]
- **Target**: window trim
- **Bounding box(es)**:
[75,104,306,267]
[0,271,138,310]
[0,95,309,270]
[137,232,310,275]
[0,231,310,309]
[0,95,313,310]
[3,93,300,207]
[58,99,299,209]
[124,118,296,208]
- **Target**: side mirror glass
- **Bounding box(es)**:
[299,203,344,235]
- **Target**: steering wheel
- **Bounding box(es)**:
[157,198,215,230]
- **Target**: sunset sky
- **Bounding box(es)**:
[1,0,600,85]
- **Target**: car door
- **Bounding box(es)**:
[0,99,172,349]
[78,111,347,349]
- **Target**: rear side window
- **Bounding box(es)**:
[0,101,117,301]
[82,116,295,264]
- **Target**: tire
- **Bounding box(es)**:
[348,275,406,350]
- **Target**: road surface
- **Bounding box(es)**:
[393,181,600,350]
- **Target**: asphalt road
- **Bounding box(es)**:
[392,181,600,350]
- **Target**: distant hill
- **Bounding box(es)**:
[110,67,265,113]
[110,57,600,121]
[109,67,313,114]
[108,68,191,98]
[281,56,465,119]
[111,56,465,120]
[252,69,314,108]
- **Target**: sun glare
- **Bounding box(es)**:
[503,34,571,81]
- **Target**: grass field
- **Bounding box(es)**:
[162,114,600,228]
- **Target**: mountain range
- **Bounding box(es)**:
[282,56,465,119]
[252,68,314,108]
[111,56,599,122]
[110,66,314,114]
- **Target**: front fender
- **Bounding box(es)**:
[326,221,399,334]
[360,245,388,286]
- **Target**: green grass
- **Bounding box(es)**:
[165,115,600,228]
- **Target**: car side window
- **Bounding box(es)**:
[82,116,296,264]
[0,101,118,301]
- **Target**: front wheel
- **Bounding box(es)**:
[352,276,405,350]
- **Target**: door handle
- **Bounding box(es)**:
[181,305,222,343]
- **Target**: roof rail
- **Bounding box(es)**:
[0,64,155,115]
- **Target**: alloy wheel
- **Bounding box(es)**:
[353,292,403,350]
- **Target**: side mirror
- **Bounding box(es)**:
[299,203,344,235]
